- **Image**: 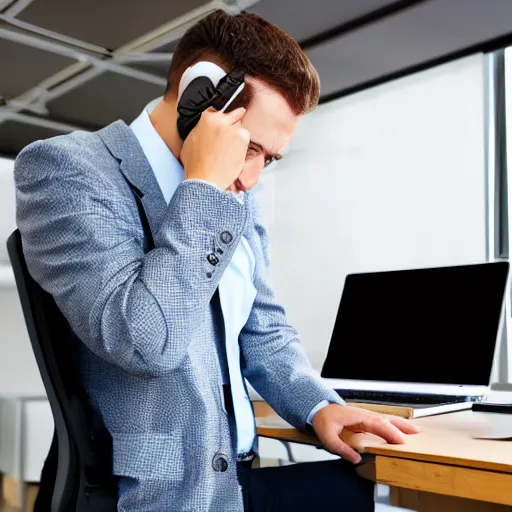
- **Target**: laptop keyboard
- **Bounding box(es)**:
[336,389,477,406]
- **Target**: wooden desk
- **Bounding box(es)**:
[254,402,512,511]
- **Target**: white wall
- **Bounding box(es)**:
[0,158,16,263]
[503,47,512,380]
[256,54,487,372]
[0,157,45,394]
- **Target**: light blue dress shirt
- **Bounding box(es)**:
[130,101,328,453]
[131,104,257,454]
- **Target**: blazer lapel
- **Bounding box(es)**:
[98,120,168,238]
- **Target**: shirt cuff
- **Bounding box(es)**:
[306,400,330,426]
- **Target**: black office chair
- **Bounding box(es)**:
[7,230,118,512]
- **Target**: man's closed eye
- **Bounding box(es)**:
[247,142,282,168]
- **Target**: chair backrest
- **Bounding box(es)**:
[7,230,116,512]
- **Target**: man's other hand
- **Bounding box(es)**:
[311,404,422,464]
[181,106,250,191]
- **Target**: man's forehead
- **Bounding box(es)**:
[244,111,296,155]
[230,76,297,154]
[225,76,279,111]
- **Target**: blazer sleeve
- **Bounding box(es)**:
[14,138,247,376]
[239,214,344,431]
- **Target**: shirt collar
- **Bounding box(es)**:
[130,98,184,205]
[131,98,245,205]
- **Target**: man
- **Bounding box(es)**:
[15,10,419,512]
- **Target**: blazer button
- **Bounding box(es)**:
[220,231,233,245]
[207,253,220,266]
[212,453,228,472]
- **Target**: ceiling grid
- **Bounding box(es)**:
[1,0,512,157]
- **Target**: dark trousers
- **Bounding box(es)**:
[237,458,375,512]
[37,433,373,512]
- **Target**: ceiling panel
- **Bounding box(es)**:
[248,0,398,43]
[0,120,66,156]
[0,38,76,100]
[128,59,170,79]
[16,0,211,50]
[308,0,512,98]
[3,0,512,157]
[47,72,164,128]
[151,38,181,55]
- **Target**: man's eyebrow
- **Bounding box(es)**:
[249,140,283,160]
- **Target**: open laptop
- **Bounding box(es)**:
[321,262,510,410]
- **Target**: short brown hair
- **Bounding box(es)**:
[166,10,320,115]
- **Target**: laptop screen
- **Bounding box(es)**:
[321,262,509,386]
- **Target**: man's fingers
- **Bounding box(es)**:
[321,430,362,464]
[389,416,423,435]
[224,107,246,124]
[203,106,246,124]
[362,416,405,444]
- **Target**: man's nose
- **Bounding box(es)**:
[238,165,262,191]
[237,173,259,191]
[234,178,249,192]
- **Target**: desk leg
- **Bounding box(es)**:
[390,488,512,512]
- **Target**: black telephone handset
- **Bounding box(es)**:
[177,61,245,140]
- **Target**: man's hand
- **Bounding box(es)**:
[180,107,250,191]
[312,404,422,464]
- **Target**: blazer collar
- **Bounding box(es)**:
[98,120,167,236]
[98,120,257,240]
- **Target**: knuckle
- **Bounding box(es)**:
[324,438,342,453]
[237,128,250,142]
[200,116,211,129]
[371,416,386,428]
[206,111,218,123]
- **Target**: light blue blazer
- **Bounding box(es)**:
[14,120,343,511]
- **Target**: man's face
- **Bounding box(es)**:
[228,77,298,193]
